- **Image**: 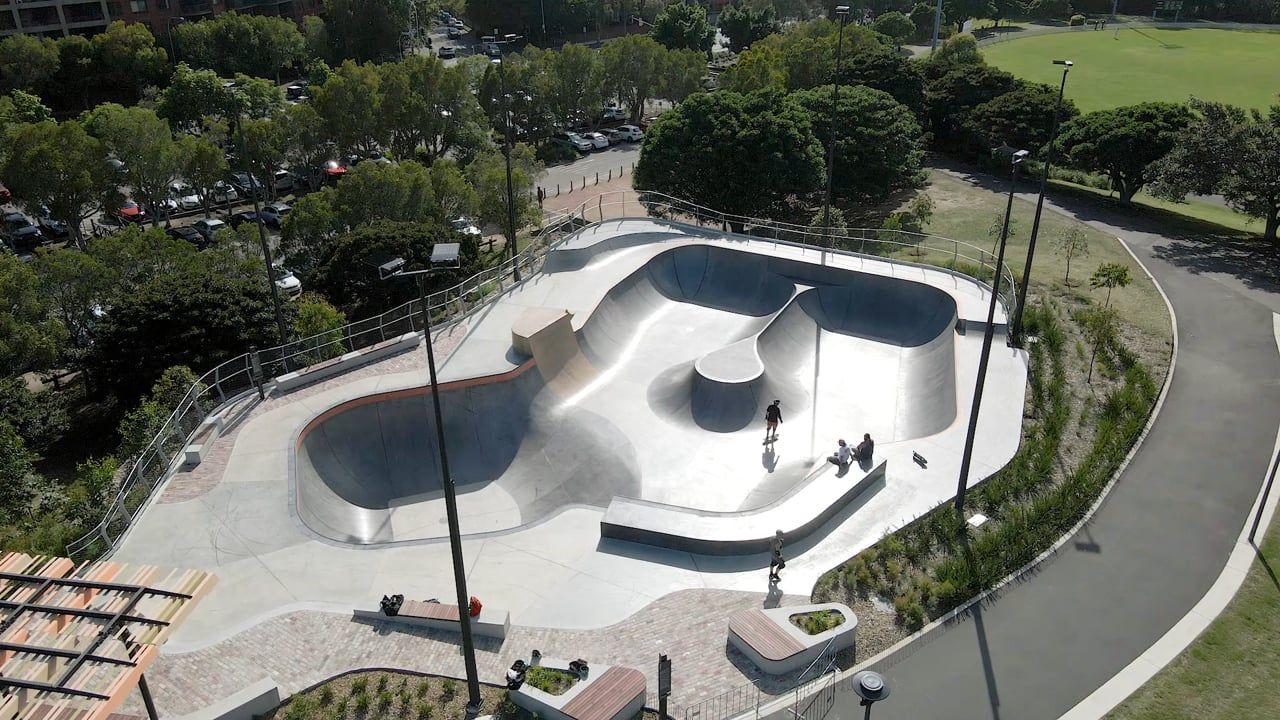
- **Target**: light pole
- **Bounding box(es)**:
[493,31,524,282]
[166,16,186,64]
[820,6,850,249]
[852,670,891,719]
[930,0,943,52]
[1010,59,1073,343]
[379,247,483,713]
[233,110,290,354]
[954,147,1028,517]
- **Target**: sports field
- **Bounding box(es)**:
[982,28,1280,113]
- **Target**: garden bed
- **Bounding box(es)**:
[789,609,846,635]
[525,666,580,696]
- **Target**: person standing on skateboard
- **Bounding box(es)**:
[764,400,782,444]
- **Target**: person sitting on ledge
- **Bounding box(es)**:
[827,439,852,468]
[854,433,874,462]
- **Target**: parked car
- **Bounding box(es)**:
[2,212,42,250]
[36,206,69,239]
[228,211,260,228]
[364,151,393,165]
[106,158,127,175]
[273,267,302,299]
[582,132,610,150]
[601,106,627,121]
[613,125,644,141]
[552,131,594,153]
[171,184,202,211]
[438,46,457,59]
[260,203,292,228]
[230,172,262,197]
[285,83,309,102]
[193,218,227,241]
[447,27,462,39]
[156,196,179,215]
[167,225,207,248]
[449,217,482,237]
[208,181,239,204]
[272,170,295,194]
[321,160,348,183]
[112,201,147,224]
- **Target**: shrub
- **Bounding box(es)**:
[417,701,435,719]
[318,686,334,706]
[351,678,368,695]
[417,679,431,697]
[377,675,388,693]
[353,691,371,714]
[536,142,580,166]
[1069,14,1087,25]
[440,678,457,700]
[1029,0,1071,20]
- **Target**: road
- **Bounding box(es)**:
[804,171,1280,720]
[539,145,640,196]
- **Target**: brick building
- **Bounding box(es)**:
[1,0,323,40]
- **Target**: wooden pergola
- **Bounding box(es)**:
[0,552,216,720]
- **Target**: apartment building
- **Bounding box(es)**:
[1,0,322,40]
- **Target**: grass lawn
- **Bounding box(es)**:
[894,170,1172,340]
[981,28,1280,113]
[1047,178,1264,235]
[1107,514,1280,720]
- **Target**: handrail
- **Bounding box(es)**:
[67,190,1013,560]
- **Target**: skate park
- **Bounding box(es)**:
[109,207,1027,648]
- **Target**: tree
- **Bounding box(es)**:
[303,16,336,65]
[323,0,412,62]
[29,247,109,361]
[719,2,780,53]
[652,1,715,53]
[181,137,230,217]
[87,258,283,400]
[294,293,348,364]
[1028,0,1070,20]
[910,3,939,42]
[926,64,1019,146]
[944,0,997,25]
[1090,262,1131,308]
[662,49,708,104]
[0,377,68,454]
[872,11,916,49]
[838,44,927,118]
[1056,102,1194,205]
[431,159,477,222]
[467,145,541,250]
[0,91,54,138]
[964,81,1079,156]
[1081,304,1116,383]
[635,89,825,221]
[539,44,603,131]
[0,254,66,375]
[602,36,669,122]
[84,104,182,228]
[919,33,982,81]
[791,85,924,203]
[91,21,169,103]
[236,116,287,200]
[2,120,119,250]
[312,60,385,155]
[987,209,1018,257]
[279,102,331,191]
[115,365,200,461]
[0,423,35,524]
[0,34,59,95]
[156,64,236,134]
[1053,225,1088,285]
[379,55,484,163]
[717,45,786,93]
[1153,101,1280,242]
[48,35,95,111]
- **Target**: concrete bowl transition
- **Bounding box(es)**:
[293,237,971,548]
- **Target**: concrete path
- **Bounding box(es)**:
[822,172,1280,719]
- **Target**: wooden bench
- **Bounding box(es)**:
[728,609,805,661]
[351,598,510,639]
[560,667,647,720]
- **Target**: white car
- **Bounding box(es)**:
[614,125,644,141]
[274,268,302,299]
[193,218,227,242]
[553,131,594,153]
[583,132,610,150]
[450,217,482,237]
[272,170,295,193]
[170,184,202,211]
[259,203,292,228]
[602,106,627,121]
[208,182,239,204]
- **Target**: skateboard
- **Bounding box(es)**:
[763,436,779,445]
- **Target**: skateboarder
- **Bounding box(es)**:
[764,400,782,443]
[769,547,786,583]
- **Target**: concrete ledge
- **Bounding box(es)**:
[275,332,419,393]
[728,603,857,675]
[175,677,281,720]
[352,604,511,639]
[512,659,646,720]
[600,458,886,555]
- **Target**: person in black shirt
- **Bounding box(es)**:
[854,433,874,462]
[764,400,782,443]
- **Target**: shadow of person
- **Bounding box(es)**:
[764,583,783,608]
[834,462,850,478]
[858,455,874,472]
[762,448,778,473]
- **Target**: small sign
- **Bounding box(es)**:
[658,654,672,697]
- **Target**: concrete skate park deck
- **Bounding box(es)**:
[111,219,1026,647]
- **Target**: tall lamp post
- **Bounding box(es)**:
[852,670,891,719]
[492,31,524,282]
[232,109,290,354]
[930,0,943,52]
[954,146,1028,516]
[166,16,187,64]
[1010,59,1073,343]
[820,5,851,249]
[380,247,484,713]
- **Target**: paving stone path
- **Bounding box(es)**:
[133,589,839,718]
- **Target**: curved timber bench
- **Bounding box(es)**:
[728,603,857,675]
[512,660,646,720]
[600,456,886,555]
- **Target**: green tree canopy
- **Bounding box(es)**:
[323,0,412,62]
[1153,100,1280,241]
[312,60,386,155]
[172,12,306,81]
[91,21,169,103]
[1056,102,1194,204]
[964,81,1078,156]
[601,35,669,122]
[719,2,780,53]
[792,84,924,203]
[837,44,927,118]
[156,64,237,134]
[0,34,59,95]
[652,1,715,54]
[926,64,1019,147]
[0,254,66,375]
[466,144,541,246]
[872,11,916,48]
[635,89,826,220]
[83,104,182,227]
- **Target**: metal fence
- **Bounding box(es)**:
[68,191,1013,561]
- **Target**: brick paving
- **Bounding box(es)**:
[158,322,469,504]
[136,588,839,718]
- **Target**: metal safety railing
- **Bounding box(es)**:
[68,190,1014,561]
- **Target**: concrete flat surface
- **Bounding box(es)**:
[818,177,1280,720]
[111,219,1027,648]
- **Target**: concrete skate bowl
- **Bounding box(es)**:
[293,364,642,545]
[614,245,960,437]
